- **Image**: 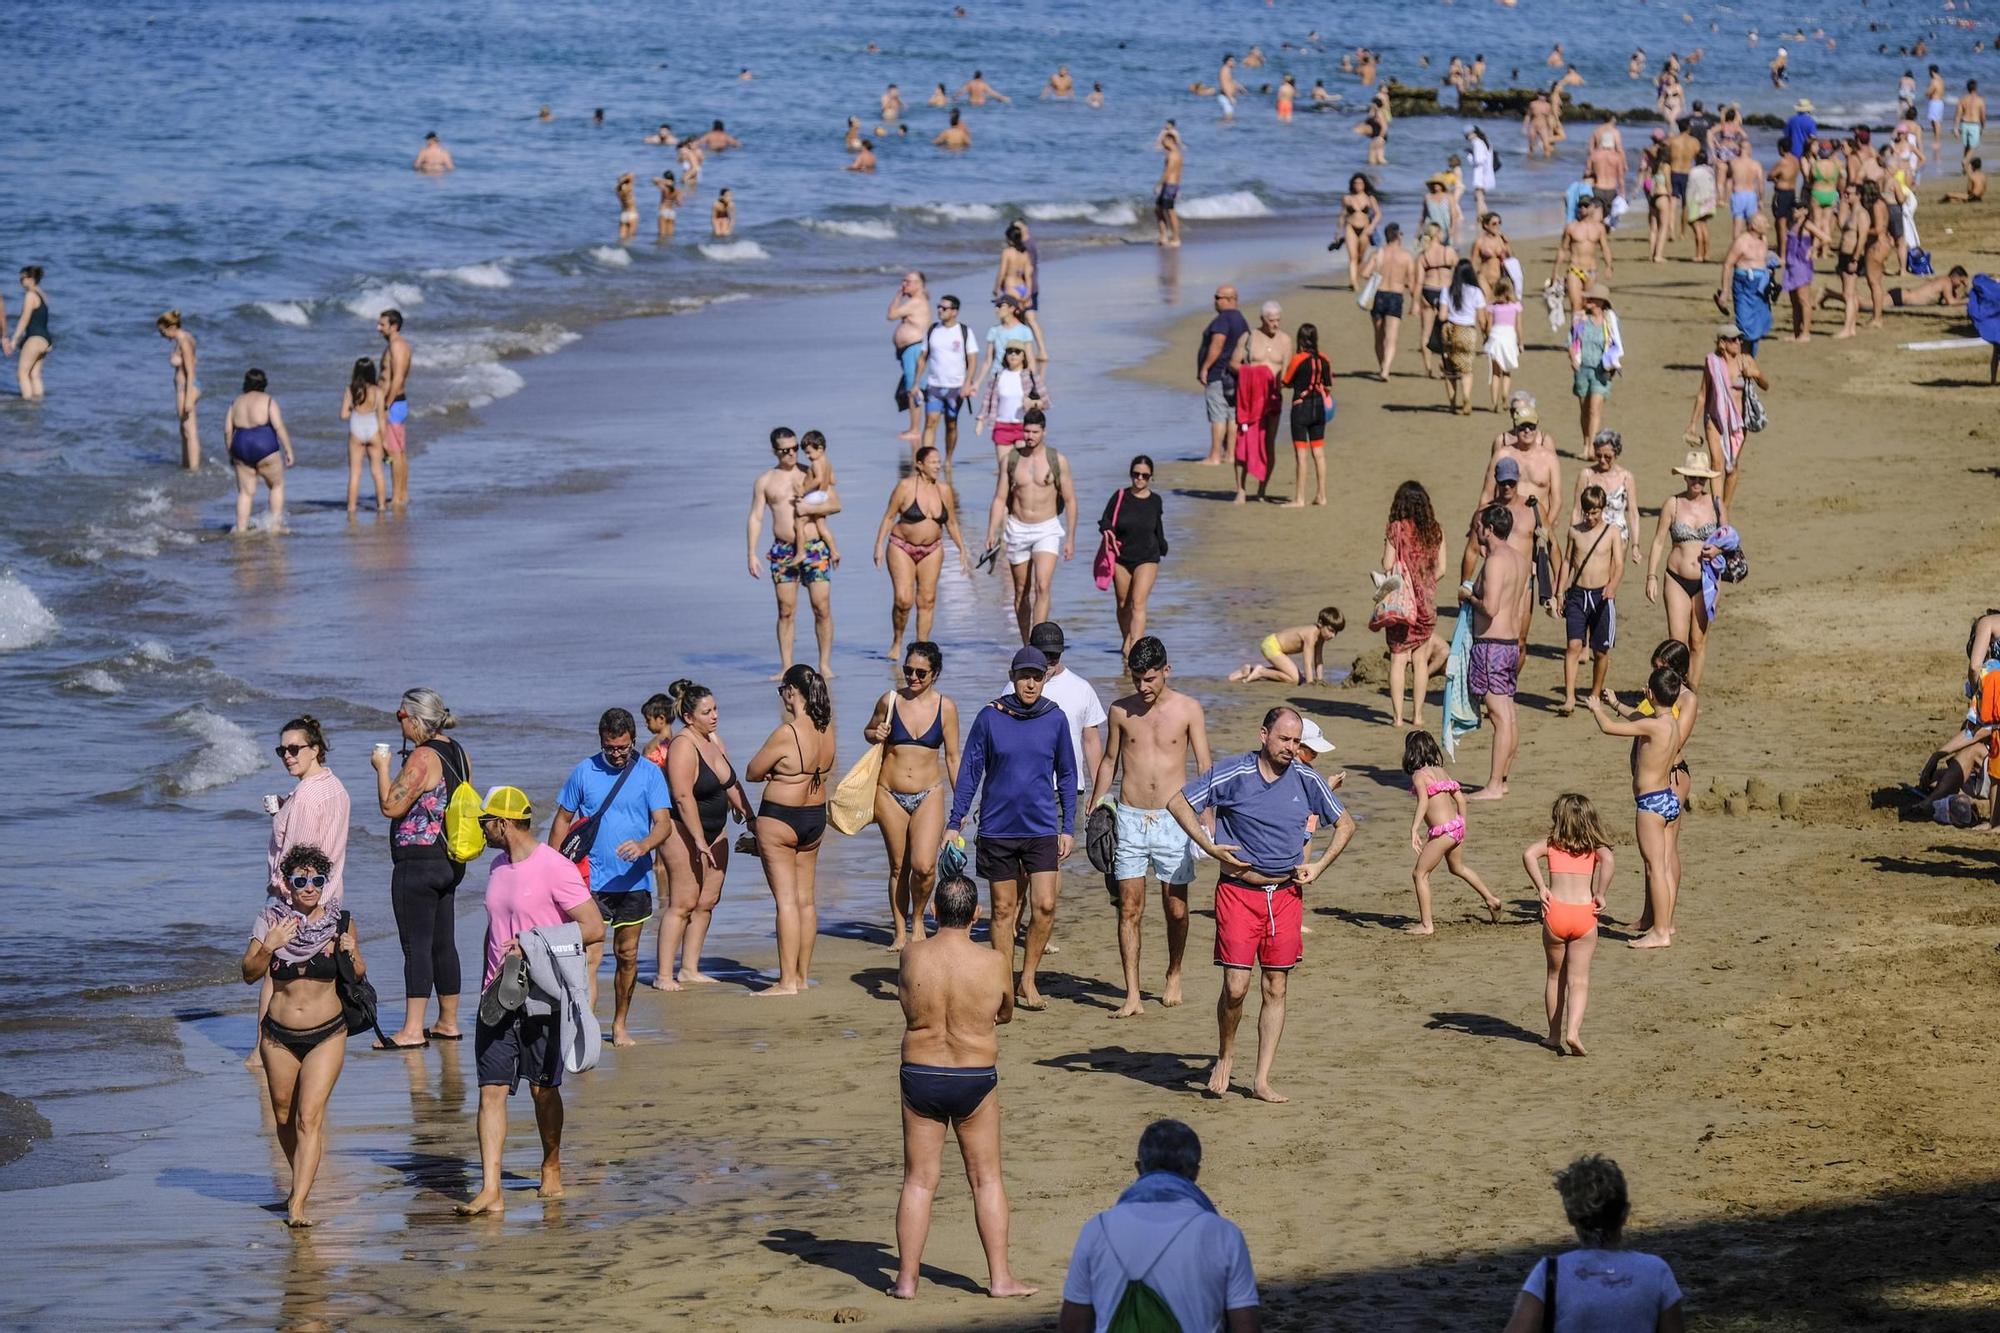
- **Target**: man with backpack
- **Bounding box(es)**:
[549,707,673,1048]
[986,410,1077,643]
[1057,1120,1260,1331]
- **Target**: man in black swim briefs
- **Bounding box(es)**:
[891,876,1034,1301]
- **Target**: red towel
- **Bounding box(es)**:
[1234,363,1274,482]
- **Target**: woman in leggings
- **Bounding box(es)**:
[747,665,836,995]
[370,686,470,1049]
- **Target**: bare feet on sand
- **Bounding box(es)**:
[1403,921,1435,936]
[988,1278,1039,1298]
[536,1168,564,1199]
[1483,897,1505,923]
[1205,1057,1233,1096]
[1112,996,1144,1018]
[1562,1035,1589,1056]
[611,1027,637,1047]
[284,1211,315,1229]
[681,971,721,985]
[1628,929,1673,949]
[1161,975,1184,1007]
[1467,783,1506,802]
[650,976,685,992]
[1252,1081,1290,1104]
[456,1189,505,1216]
[1015,988,1048,1011]
[756,983,802,997]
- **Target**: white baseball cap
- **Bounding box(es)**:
[1298,719,1335,754]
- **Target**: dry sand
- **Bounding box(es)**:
[330,195,2000,1331]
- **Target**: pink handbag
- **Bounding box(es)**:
[1093,488,1124,591]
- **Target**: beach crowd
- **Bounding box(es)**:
[19,17,1984,1331]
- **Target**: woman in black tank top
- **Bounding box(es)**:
[657,680,754,990]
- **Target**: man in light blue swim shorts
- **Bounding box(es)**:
[1088,636,1213,1018]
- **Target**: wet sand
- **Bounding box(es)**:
[23,198,2000,1327]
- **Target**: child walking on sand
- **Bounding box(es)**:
[1484,276,1522,411]
[1523,793,1614,1055]
[1227,607,1344,684]
[1402,731,1504,934]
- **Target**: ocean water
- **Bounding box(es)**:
[0,0,1984,1195]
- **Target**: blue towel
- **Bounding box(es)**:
[1970,274,2000,346]
[1701,526,1741,621]
[1116,1171,1218,1213]
[1733,267,1774,345]
[1442,612,1480,760]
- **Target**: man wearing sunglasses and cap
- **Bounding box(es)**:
[1461,394,1562,585]
[945,647,1076,1009]
[460,785,605,1216]
[1166,707,1353,1103]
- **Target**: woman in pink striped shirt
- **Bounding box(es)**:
[251,717,352,1066]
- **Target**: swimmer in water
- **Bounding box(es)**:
[935,108,972,150]
[156,309,200,470]
[711,188,735,238]
[652,172,681,240]
[849,139,877,172]
[616,173,638,240]
[413,132,455,173]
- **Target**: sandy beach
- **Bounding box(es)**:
[112,191,1990,1333]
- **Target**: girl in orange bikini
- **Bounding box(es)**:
[1523,793,1615,1056]
[1401,731,1504,935]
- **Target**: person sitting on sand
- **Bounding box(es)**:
[1942,158,1986,202]
[1501,1156,1685,1331]
[242,844,364,1228]
[1227,607,1344,684]
[1402,731,1504,934]
[1523,793,1614,1056]
[891,875,1035,1301]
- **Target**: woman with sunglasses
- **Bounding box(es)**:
[861,641,962,950]
[1097,455,1168,654]
[254,717,352,1066]
[242,843,364,1228]
[872,445,974,662]
[370,687,471,1050]
[747,665,836,994]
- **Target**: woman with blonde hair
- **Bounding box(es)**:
[156,310,200,469]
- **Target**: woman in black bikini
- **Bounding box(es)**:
[748,664,836,995]
[861,642,963,951]
[872,445,973,661]
[656,679,754,991]
[241,844,363,1228]
[1645,452,1728,689]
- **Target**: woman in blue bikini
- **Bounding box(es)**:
[222,368,296,533]
[862,641,963,951]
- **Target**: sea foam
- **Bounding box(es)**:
[589,246,633,267]
[162,708,263,796]
[342,282,424,319]
[803,218,897,240]
[699,240,771,262]
[255,301,311,327]
[1176,190,1271,220]
[0,574,57,652]
[429,262,513,289]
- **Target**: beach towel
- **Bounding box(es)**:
[1234,362,1275,483]
[1970,274,2000,347]
[1702,353,1746,472]
[1700,526,1741,623]
[1685,164,1717,222]
[1502,256,1525,303]
[1441,612,1480,760]
[1732,266,1774,346]
[1542,280,1566,334]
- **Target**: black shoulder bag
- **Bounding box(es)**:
[333,911,383,1039]
[558,759,640,868]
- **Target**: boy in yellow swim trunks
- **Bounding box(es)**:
[1227,606,1345,684]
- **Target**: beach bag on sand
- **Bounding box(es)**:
[1095,489,1125,591]
[1099,1213,1201,1333]
[829,742,884,836]
[1906,246,1934,278]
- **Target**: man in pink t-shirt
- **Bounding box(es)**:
[459,786,604,1216]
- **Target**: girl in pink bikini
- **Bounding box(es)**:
[1522,793,1616,1055]
[1401,732,1504,935]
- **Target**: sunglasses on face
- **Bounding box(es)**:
[274,743,312,759]
[1131,471,1152,480]
[602,742,635,757]
[903,666,933,680]
[288,874,328,890]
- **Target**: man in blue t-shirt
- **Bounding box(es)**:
[1195,285,1250,466]
[551,706,672,1047]
[1168,706,1354,1103]
[1783,97,1817,158]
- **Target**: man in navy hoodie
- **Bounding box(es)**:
[947,646,1076,1008]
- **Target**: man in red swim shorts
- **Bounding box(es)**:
[1167,706,1355,1103]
